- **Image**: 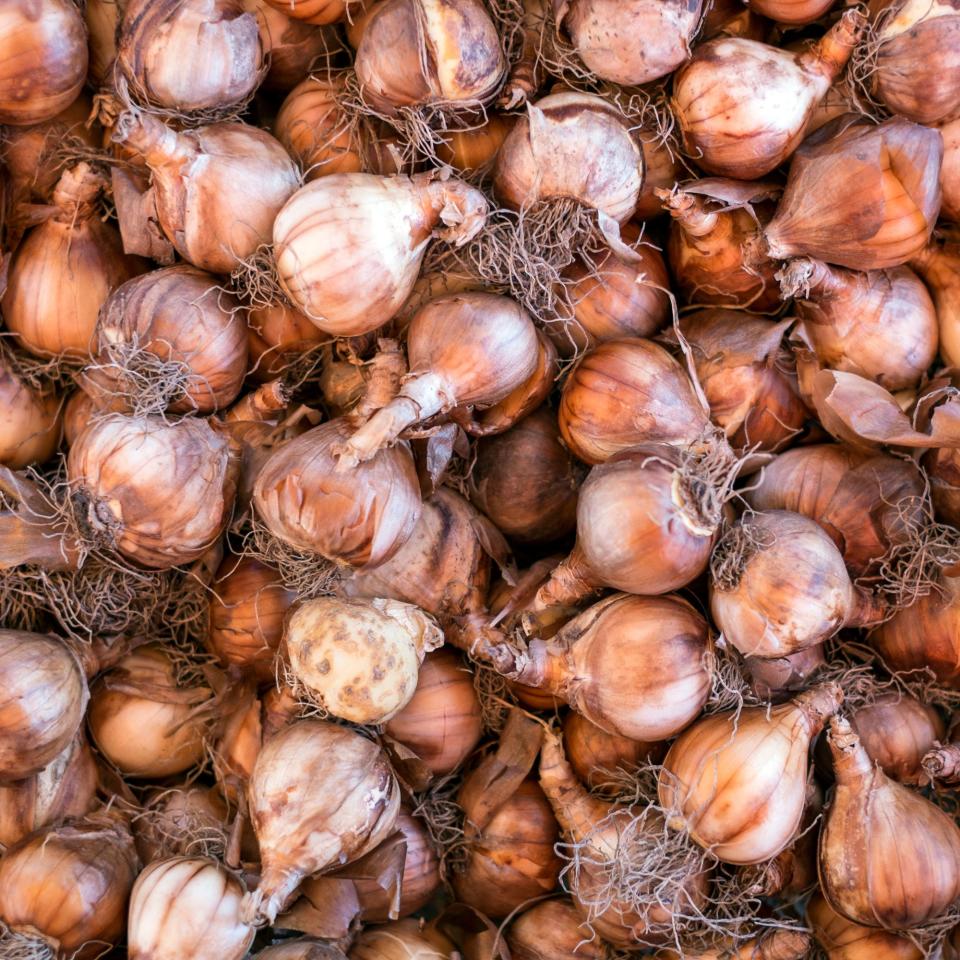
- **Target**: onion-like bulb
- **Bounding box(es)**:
[491,593,711,742]
[248,301,326,382]
[941,118,960,222]
[660,683,842,865]
[86,0,125,86]
[67,414,237,569]
[260,0,361,24]
[807,892,923,960]
[744,645,826,702]
[779,258,938,390]
[253,417,422,568]
[244,720,400,923]
[747,444,925,578]
[870,0,960,125]
[133,787,229,863]
[531,446,721,607]
[678,311,806,453]
[555,0,704,86]
[87,265,249,414]
[437,114,515,175]
[494,91,643,223]
[88,644,213,778]
[563,711,665,793]
[3,164,145,359]
[0,736,98,850]
[765,116,943,271]
[0,359,62,469]
[925,446,960,528]
[660,179,780,311]
[259,941,347,960]
[350,921,454,960]
[270,172,488,336]
[656,931,812,960]
[284,596,443,723]
[244,1,338,91]
[469,408,584,545]
[820,716,960,928]
[711,511,879,659]
[453,780,562,919]
[0,815,138,960]
[340,487,491,622]
[558,338,709,465]
[114,112,300,275]
[0,0,87,125]
[208,555,295,679]
[0,630,89,782]
[849,693,945,786]
[745,0,835,23]
[506,899,605,960]
[910,240,960,367]
[554,224,671,357]
[672,11,863,179]
[355,0,505,113]
[337,293,539,466]
[635,133,685,220]
[871,575,960,687]
[117,0,264,113]
[383,649,484,776]
[129,858,254,960]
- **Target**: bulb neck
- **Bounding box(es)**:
[792,682,843,736]
[659,190,719,238]
[51,164,106,222]
[114,111,195,170]
[777,257,847,301]
[419,176,488,247]
[799,8,865,84]
[828,715,875,782]
[530,546,597,613]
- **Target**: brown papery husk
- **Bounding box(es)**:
[133,786,229,863]
[0,354,63,470]
[255,170,488,337]
[0,735,98,851]
[925,445,960,528]
[116,0,265,117]
[0,0,87,126]
[248,301,326,384]
[436,113,516,179]
[243,720,400,924]
[820,716,960,931]
[256,940,347,960]
[83,265,249,417]
[675,311,806,453]
[941,118,960,222]
[2,163,146,360]
[747,443,926,579]
[558,338,710,465]
[778,257,938,391]
[910,238,960,367]
[765,115,943,271]
[252,416,422,571]
[655,929,812,960]
[659,178,782,312]
[0,813,138,960]
[350,920,455,960]
[807,891,923,960]
[258,0,362,25]
[661,682,842,865]
[335,292,539,467]
[672,11,864,179]
[745,0,835,24]
[113,111,300,275]
[505,898,607,960]
[469,407,585,545]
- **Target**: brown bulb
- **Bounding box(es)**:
[0,358,62,469]
[808,892,923,960]
[563,711,665,793]
[506,899,606,960]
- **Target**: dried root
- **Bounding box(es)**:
[471,658,519,735]
[710,511,777,592]
[134,788,229,861]
[0,927,55,960]
[411,771,468,883]
[228,243,291,314]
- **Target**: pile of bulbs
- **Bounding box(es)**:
[0,0,960,958]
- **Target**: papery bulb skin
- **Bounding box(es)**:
[563,711,665,793]
[91,265,249,414]
[745,0,837,23]
[117,0,265,112]
[909,240,960,367]
[383,648,484,775]
[248,300,326,382]
[820,717,960,928]
[208,555,295,679]
[710,510,858,659]
[808,892,923,960]
[941,118,960,221]
[660,683,842,865]
[284,596,443,724]
[272,173,488,336]
[2,164,146,359]
[779,258,938,391]
[678,311,806,452]
[258,941,348,960]
[115,113,300,275]
[349,920,455,960]
[252,417,422,569]
[872,0,960,125]
[133,787,229,863]
[494,91,643,221]
[260,0,364,24]
[506,899,606,960]
[437,114,515,176]
[559,338,709,465]
[0,0,88,125]
[765,116,943,271]
[128,857,254,960]
[355,0,505,113]
[0,736,98,850]
[925,445,960,527]
[67,414,237,569]
[0,631,88,782]
[86,0,124,86]
[871,576,960,687]
[0,816,139,960]
[744,644,827,702]
[672,11,863,179]
[0,360,62,469]
[244,720,400,923]
[469,409,584,545]
[452,780,562,919]
[511,593,712,742]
